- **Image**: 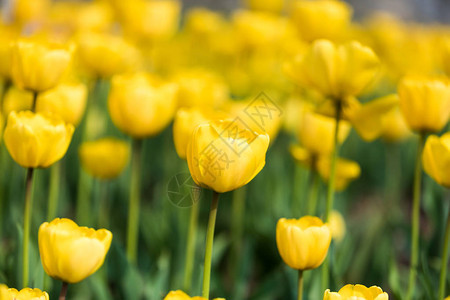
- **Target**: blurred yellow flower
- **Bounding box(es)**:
[79,138,130,180]
[163,290,225,300]
[8,288,49,300]
[293,39,379,100]
[36,82,87,126]
[4,111,74,168]
[317,157,360,191]
[184,8,227,37]
[12,0,50,25]
[2,86,33,118]
[38,218,112,284]
[244,0,285,13]
[290,0,352,41]
[77,32,141,78]
[0,284,10,300]
[276,216,331,270]
[422,133,450,188]
[324,284,388,300]
[173,107,228,159]
[329,210,346,242]
[108,72,177,138]
[380,106,411,143]
[173,69,228,109]
[289,144,314,168]
[299,112,351,155]
[11,39,72,93]
[186,119,269,193]
[0,26,18,80]
[398,76,450,133]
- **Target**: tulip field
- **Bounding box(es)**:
[0,0,449,299]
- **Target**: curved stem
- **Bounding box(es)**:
[298,270,304,300]
[438,207,450,300]
[22,167,34,288]
[202,191,220,298]
[183,190,200,292]
[59,282,68,300]
[406,133,425,300]
[126,139,143,264]
[47,162,61,221]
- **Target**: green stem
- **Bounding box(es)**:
[202,191,220,299]
[59,282,68,300]
[98,180,109,229]
[298,270,304,300]
[22,167,34,288]
[47,162,61,221]
[406,133,425,300]
[308,169,320,216]
[75,170,93,226]
[438,207,450,300]
[126,139,143,264]
[183,189,200,292]
[31,91,38,112]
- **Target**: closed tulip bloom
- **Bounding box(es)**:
[8,288,49,300]
[296,40,379,99]
[38,218,112,284]
[12,0,50,25]
[11,39,72,93]
[380,106,411,143]
[422,133,450,188]
[108,72,178,138]
[398,76,450,133]
[0,26,17,80]
[290,0,352,41]
[173,107,228,159]
[187,119,270,193]
[317,157,360,191]
[0,284,10,300]
[244,0,285,13]
[324,284,388,300]
[164,290,225,300]
[289,144,314,168]
[276,216,331,270]
[2,86,33,118]
[4,111,74,168]
[329,210,346,242]
[299,112,351,155]
[36,82,88,126]
[79,137,130,179]
[77,32,141,78]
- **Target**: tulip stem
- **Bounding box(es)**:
[31,91,38,112]
[438,207,450,300]
[47,162,61,221]
[126,139,143,264]
[298,270,304,300]
[22,167,34,288]
[59,282,68,300]
[183,191,200,292]
[407,133,425,300]
[202,191,220,299]
[308,169,320,216]
[98,180,109,229]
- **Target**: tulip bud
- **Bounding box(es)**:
[324,284,388,300]
[163,290,225,300]
[8,288,49,300]
[4,111,74,168]
[317,157,360,191]
[276,216,331,270]
[38,218,112,284]
[422,133,450,188]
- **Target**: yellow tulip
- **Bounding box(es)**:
[38,218,112,284]
[173,69,228,109]
[276,216,331,270]
[163,290,225,300]
[329,210,346,242]
[4,111,74,168]
[422,133,450,188]
[290,0,352,41]
[0,26,18,80]
[36,82,87,126]
[11,39,72,93]
[186,119,270,193]
[398,76,450,133]
[173,107,228,159]
[317,157,360,191]
[289,144,314,169]
[184,8,227,37]
[8,288,49,300]
[324,284,388,300]
[294,39,379,99]
[298,112,351,155]
[0,284,10,300]
[244,0,285,13]
[79,137,130,180]
[108,72,178,138]
[77,32,141,78]
[380,106,411,143]
[2,86,33,118]
[12,0,50,25]
[444,296,450,300]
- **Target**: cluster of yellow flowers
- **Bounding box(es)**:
[0,0,449,299]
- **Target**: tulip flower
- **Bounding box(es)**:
[317,157,361,191]
[2,86,33,118]
[39,218,112,300]
[244,0,285,13]
[329,210,346,243]
[108,72,178,138]
[164,290,225,300]
[12,0,50,25]
[276,216,331,300]
[324,284,388,300]
[380,106,411,143]
[422,133,450,188]
[11,39,72,94]
[8,288,49,300]
[398,76,450,133]
[0,26,17,81]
